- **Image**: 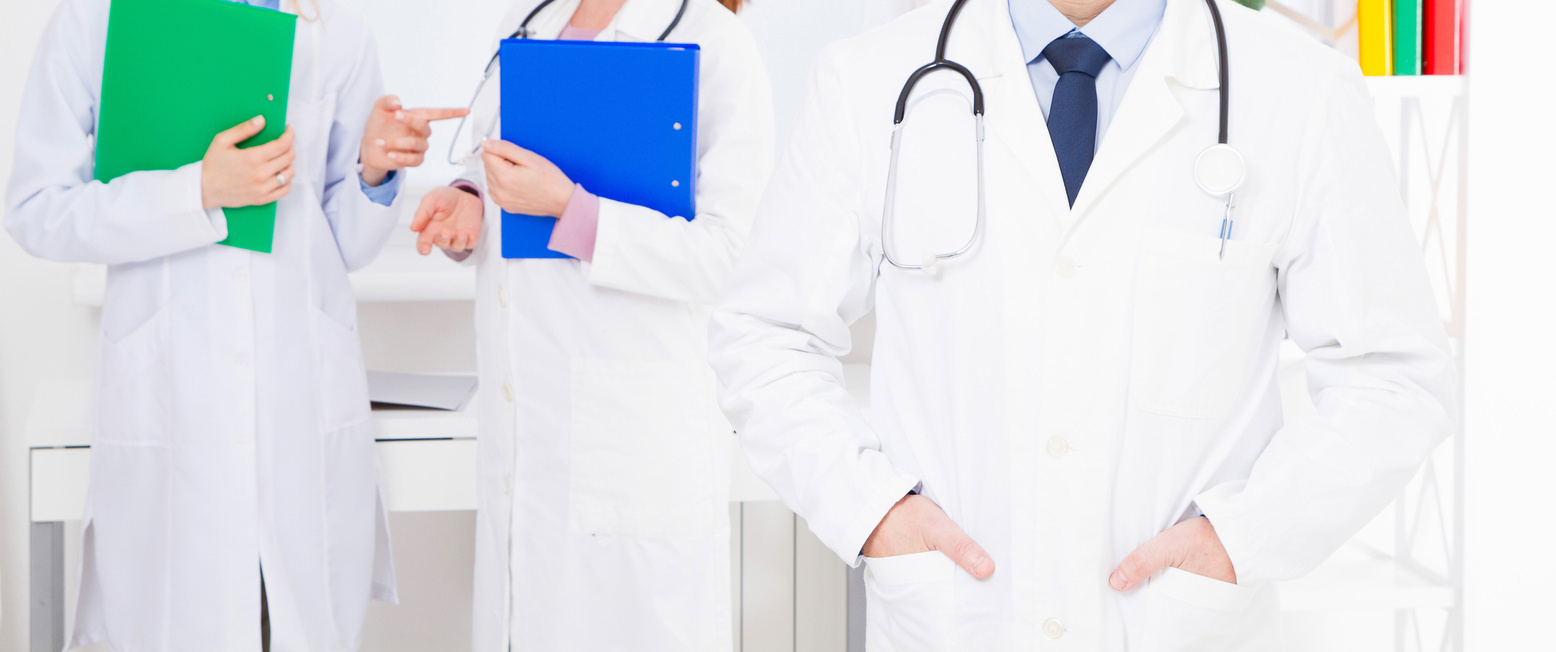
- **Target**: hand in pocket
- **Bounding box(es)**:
[862,494,995,579]
[1109,516,1236,590]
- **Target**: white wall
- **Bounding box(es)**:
[1462,1,1556,649]
[0,1,104,649]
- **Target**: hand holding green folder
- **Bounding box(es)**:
[95,0,297,253]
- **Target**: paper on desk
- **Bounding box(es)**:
[367,372,478,411]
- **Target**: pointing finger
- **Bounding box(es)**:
[406,107,471,122]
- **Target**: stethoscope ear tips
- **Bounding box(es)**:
[1195,144,1246,197]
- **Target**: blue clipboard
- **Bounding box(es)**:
[499,39,700,259]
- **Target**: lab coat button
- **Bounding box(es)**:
[231,267,247,280]
[235,352,252,366]
[1043,617,1066,640]
[502,383,515,403]
[503,474,512,495]
[1054,256,1078,279]
[498,287,510,308]
[1046,436,1070,459]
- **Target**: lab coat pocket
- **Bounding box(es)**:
[1143,566,1272,652]
[863,551,956,652]
[309,307,372,433]
[568,358,727,538]
[1130,229,1278,419]
[95,309,170,447]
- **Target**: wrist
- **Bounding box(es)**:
[361,165,389,188]
[552,182,577,218]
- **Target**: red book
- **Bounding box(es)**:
[1423,0,1464,75]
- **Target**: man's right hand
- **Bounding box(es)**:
[411,186,485,255]
[861,493,995,579]
[201,116,295,210]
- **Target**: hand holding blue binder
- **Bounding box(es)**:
[499,39,700,259]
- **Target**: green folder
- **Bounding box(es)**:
[1393,0,1423,76]
[95,0,296,253]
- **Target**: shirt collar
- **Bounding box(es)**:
[1007,0,1167,72]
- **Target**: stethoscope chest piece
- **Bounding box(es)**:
[1194,143,1245,197]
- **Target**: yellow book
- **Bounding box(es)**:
[1358,0,1395,76]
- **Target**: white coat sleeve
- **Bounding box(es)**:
[321,26,399,273]
[1193,61,1458,583]
[709,45,920,567]
[587,28,777,304]
[4,1,228,265]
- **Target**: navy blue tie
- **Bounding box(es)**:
[1042,34,1112,207]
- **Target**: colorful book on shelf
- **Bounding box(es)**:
[1393,0,1422,75]
[1358,0,1395,76]
[1423,0,1464,75]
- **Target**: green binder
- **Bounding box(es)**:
[1394,0,1423,76]
[95,0,296,253]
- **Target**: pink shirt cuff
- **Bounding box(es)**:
[547,184,599,262]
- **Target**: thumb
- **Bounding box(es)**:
[1110,530,1182,591]
[411,190,455,233]
[925,515,995,579]
[214,115,266,148]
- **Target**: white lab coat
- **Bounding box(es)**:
[4,1,399,650]
[453,0,775,649]
[710,0,1457,650]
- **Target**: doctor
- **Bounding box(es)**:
[408,0,773,649]
[711,0,1456,649]
[5,0,462,649]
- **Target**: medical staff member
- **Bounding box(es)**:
[4,0,464,649]
[711,0,1457,649]
[408,0,773,649]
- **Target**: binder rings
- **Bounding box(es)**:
[499,39,700,259]
[96,0,296,253]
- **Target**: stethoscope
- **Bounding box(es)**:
[446,0,692,166]
[883,0,1244,276]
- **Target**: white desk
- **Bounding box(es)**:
[26,367,805,652]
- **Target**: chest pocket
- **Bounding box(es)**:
[1129,228,1278,420]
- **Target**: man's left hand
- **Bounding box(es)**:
[1108,516,1236,590]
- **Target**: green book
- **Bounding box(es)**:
[1393,0,1423,75]
[95,0,296,253]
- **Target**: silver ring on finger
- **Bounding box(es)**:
[277,173,289,188]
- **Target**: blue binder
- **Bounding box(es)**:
[499,39,700,259]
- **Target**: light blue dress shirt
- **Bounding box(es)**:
[230,0,400,206]
[1007,0,1167,151]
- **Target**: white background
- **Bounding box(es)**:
[1,0,1552,650]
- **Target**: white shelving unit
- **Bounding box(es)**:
[1365,73,1468,652]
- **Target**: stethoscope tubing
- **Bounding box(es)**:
[881,0,1234,274]
[447,0,691,166]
